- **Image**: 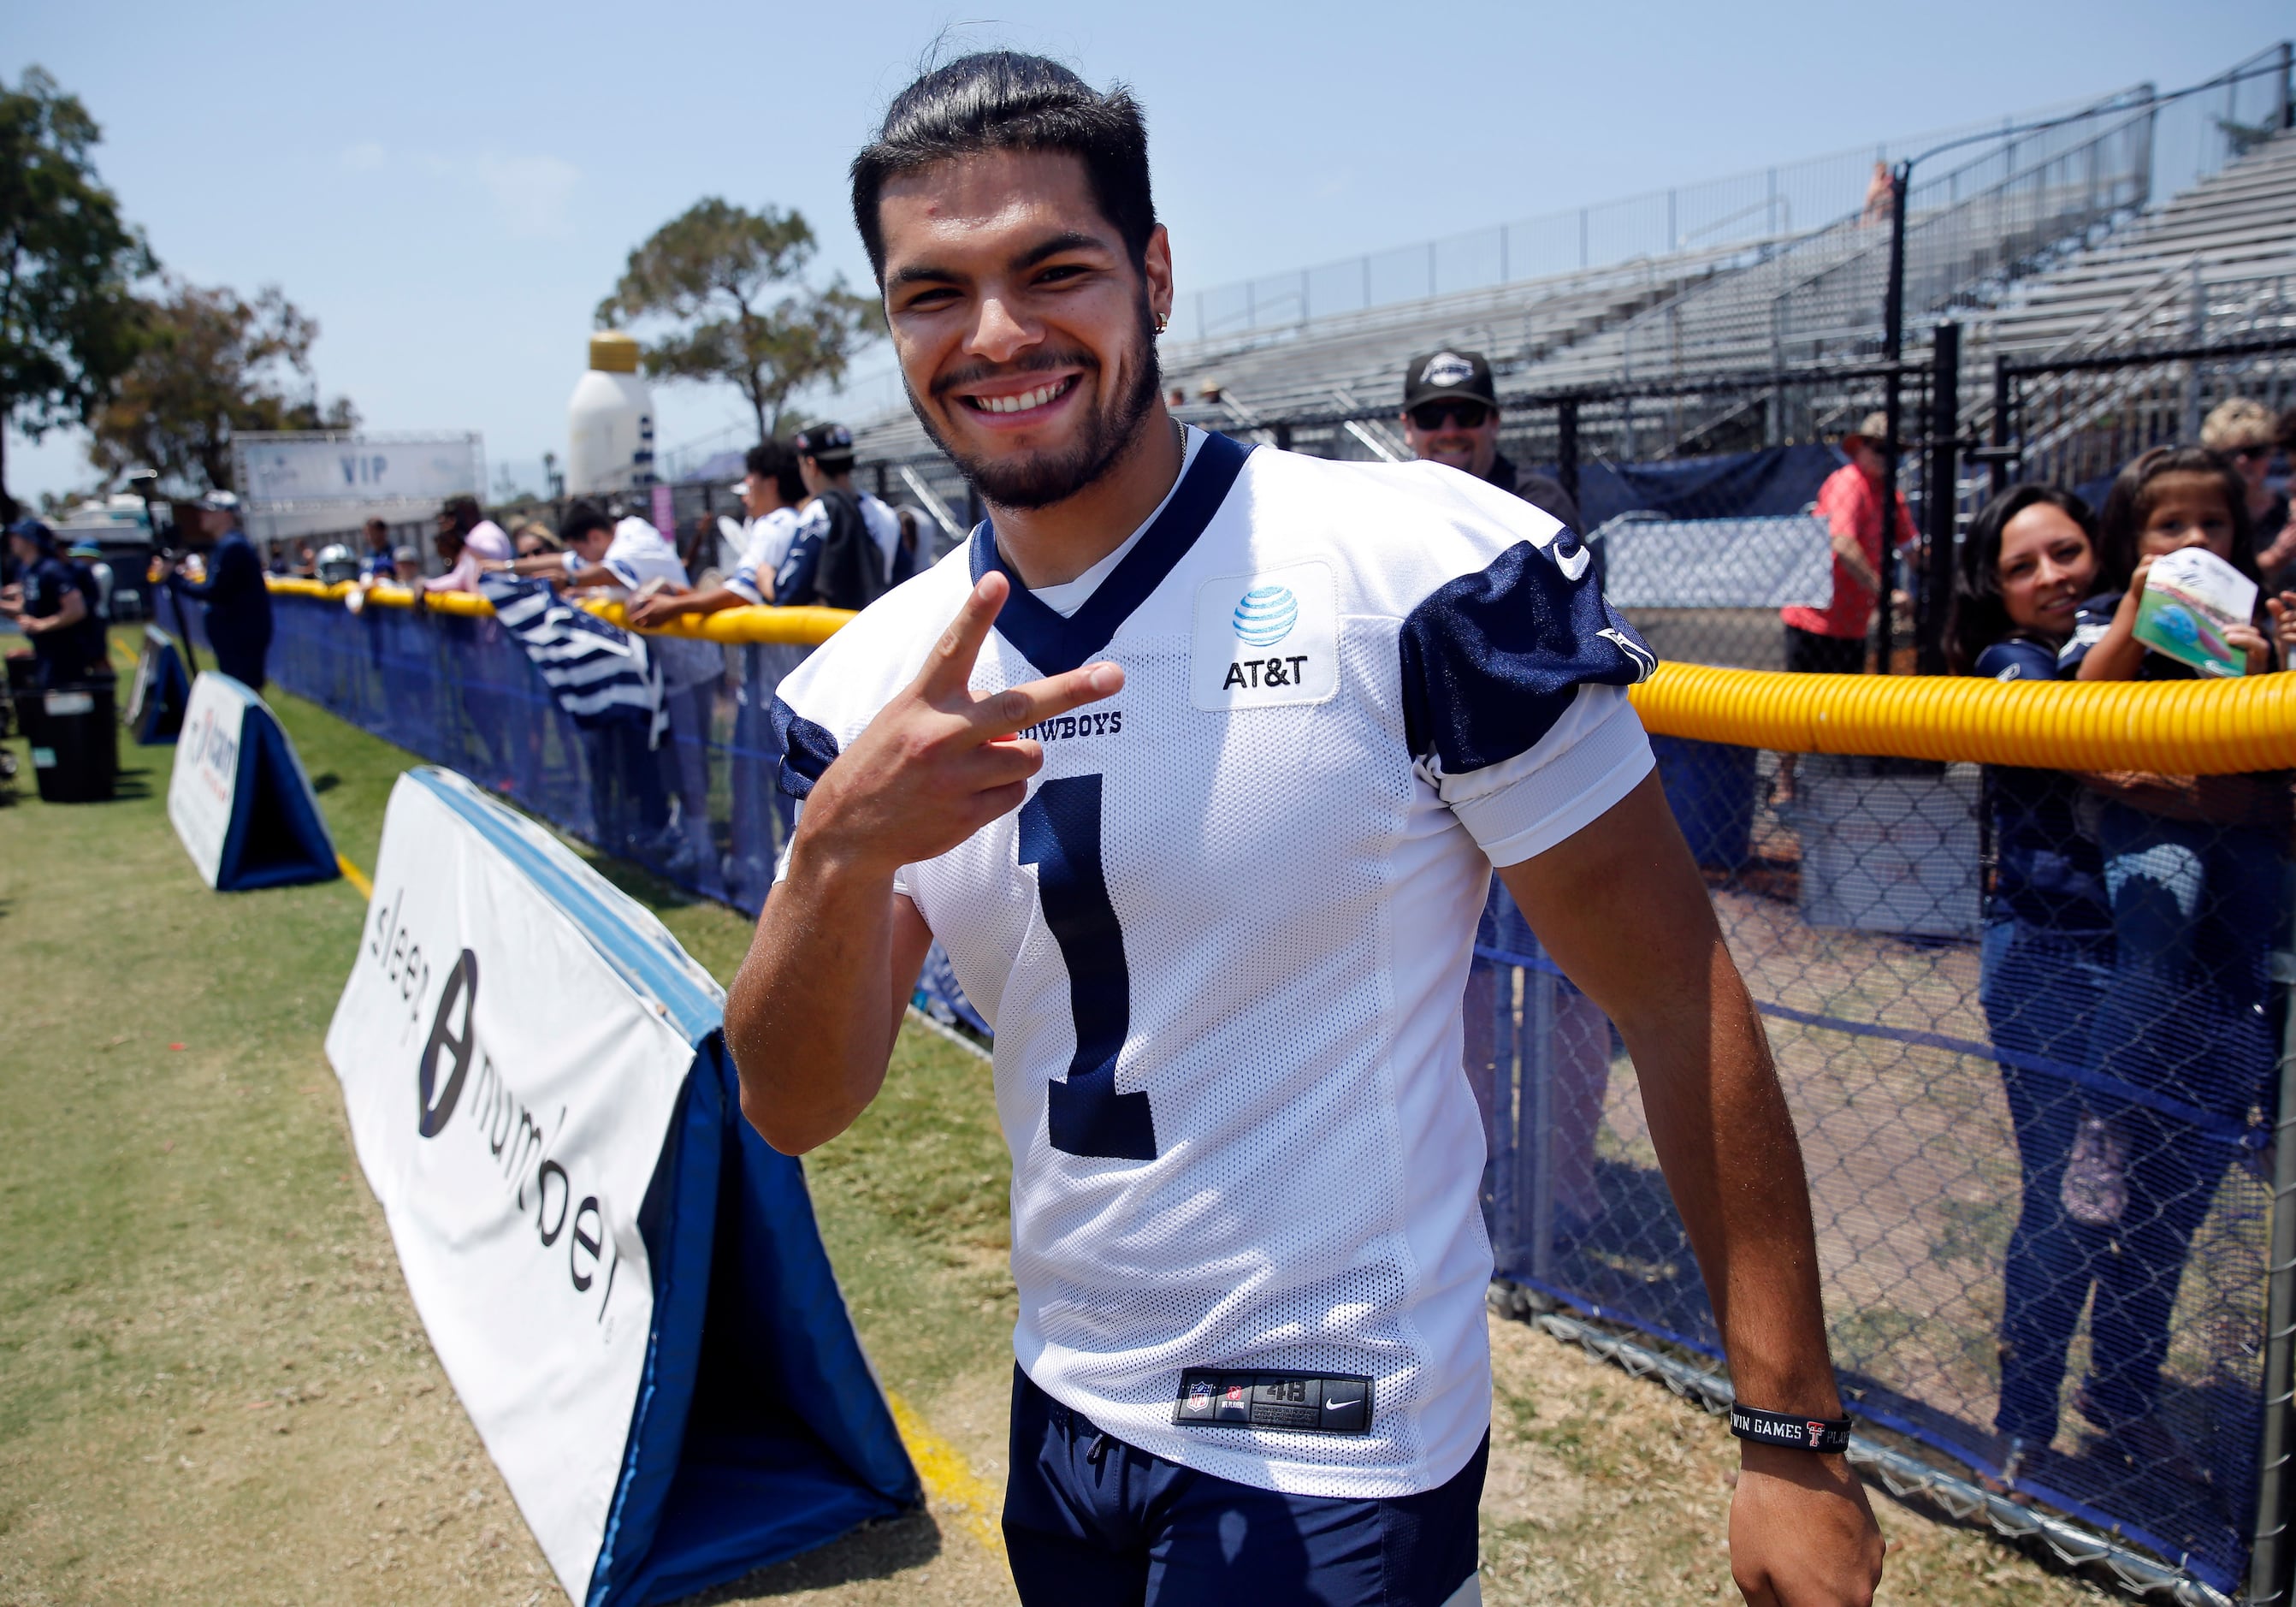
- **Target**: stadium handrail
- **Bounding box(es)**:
[262,575,2296,774]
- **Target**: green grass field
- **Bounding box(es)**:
[0,642,2110,1604]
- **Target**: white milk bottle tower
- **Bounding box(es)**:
[566,331,656,497]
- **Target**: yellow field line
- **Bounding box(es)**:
[885,1390,1006,1561]
[334,854,371,898]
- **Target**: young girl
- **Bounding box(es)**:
[1947,486,2114,1480]
[2057,446,2294,1479]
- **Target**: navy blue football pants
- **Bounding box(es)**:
[1003,1365,1484,1606]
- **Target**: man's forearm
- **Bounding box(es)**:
[1622,946,1840,1414]
[725,846,901,1154]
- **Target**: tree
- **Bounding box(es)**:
[0,66,153,512]
[596,199,879,440]
[88,277,356,495]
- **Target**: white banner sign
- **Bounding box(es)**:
[166,673,246,887]
[326,768,721,1601]
[236,433,484,511]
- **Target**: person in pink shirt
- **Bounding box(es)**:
[421,495,513,594]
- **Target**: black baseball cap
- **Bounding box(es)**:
[1402,350,1497,412]
[794,423,855,464]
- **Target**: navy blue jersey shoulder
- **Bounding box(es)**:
[1397,531,1654,774]
[972,431,1252,676]
[772,697,841,800]
[1965,634,2111,933]
[1974,637,2058,682]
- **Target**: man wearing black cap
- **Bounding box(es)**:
[2,519,109,689]
[773,423,904,610]
[1400,349,1583,535]
[161,491,273,690]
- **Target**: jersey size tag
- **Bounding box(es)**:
[1172,1368,1372,1434]
[1190,562,1340,711]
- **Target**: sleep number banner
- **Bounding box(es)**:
[166,672,339,890]
[326,768,916,1606]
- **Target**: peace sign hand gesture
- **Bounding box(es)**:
[794,572,1125,880]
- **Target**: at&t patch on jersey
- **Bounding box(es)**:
[1190,562,1339,710]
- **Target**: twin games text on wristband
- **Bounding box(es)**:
[1728,1403,1852,1454]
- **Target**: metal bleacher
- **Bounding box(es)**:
[847,45,2294,483]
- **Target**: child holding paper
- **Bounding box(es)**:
[2054,446,2293,1485]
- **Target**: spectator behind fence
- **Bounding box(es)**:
[1,519,109,688]
[1397,348,1583,532]
[1399,349,1612,1247]
[512,500,717,871]
[629,440,806,627]
[422,495,513,595]
[1946,485,2116,1479]
[67,540,113,621]
[512,520,561,560]
[163,491,272,690]
[773,424,902,609]
[2058,446,2296,1473]
[362,517,397,581]
[2203,397,2292,588]
[1776,412,1919,801]
[392,545,422,584]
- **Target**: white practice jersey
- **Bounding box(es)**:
[771,429,1656,1499]
[583,518,719,691]
[725,506,802,605]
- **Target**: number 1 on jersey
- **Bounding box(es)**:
[1017,774,1158,1161]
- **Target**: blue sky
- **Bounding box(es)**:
[6,1,2288,505]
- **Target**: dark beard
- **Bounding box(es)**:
[908,300,1163,513]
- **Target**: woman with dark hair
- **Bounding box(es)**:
[2056,446,2295,1480]
[1948,485,2116,1480]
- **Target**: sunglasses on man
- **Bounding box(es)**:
[2228,443,2274,464]
[1409,401,1492,431]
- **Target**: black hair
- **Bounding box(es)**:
[744,439,805,504]
[559,501,613,544]
[441,493,482,528]
[1945,483,2095,674]
[849,50,1155,283]
[2095,445,2255,595]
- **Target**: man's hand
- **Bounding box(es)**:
[793,571,1122,882]
[627,590,695,629]
[1731,1443,1885,1604]
[726,571,1121,1155]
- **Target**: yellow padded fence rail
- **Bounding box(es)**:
[263,577,2296,774]
[261,575,853,643]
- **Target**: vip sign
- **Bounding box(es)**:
[325,768,917,1604]
[165,673,337,891]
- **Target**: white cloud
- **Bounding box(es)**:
[465,152,582,240]
[340,139,388,172]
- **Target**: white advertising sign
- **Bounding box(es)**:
[236,432,484,511]
[326,768,721,1602]
[167,673,250,887]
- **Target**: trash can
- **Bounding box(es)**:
[25,679,118,804]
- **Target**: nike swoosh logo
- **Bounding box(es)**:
[1323,1396,1360,1411]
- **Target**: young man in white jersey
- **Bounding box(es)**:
[773,423,906,608]
[726,51,1884,1607]
[630,440,808,626]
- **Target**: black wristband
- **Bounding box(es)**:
[1729,1404,1852,1454]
